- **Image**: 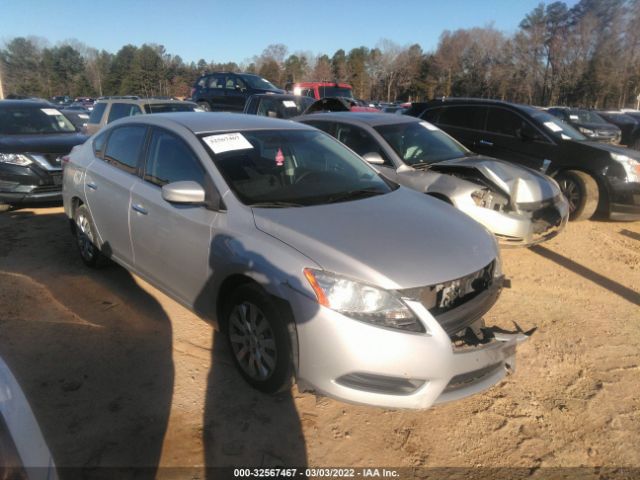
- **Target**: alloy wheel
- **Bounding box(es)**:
[76,213,95,261]
[228,302,277,381]
[558,177,580,213]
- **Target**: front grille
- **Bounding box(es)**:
[401,262,501,335]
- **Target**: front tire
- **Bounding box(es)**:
[224,284,294,393]
[556,170,599,221]
[74,204,106,267]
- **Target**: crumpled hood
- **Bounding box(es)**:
[435,155,561,203]
[252,187,498,290]
[0,133,88,154]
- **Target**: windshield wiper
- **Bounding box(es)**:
[410,162,432,170]
[326,188,386,204]
[247,201,304,208]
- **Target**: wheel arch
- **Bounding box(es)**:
[552,167,610,214]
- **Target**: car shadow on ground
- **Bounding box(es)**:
[0,209,174,479]
[197,234,310,475]
[530,244,640,306]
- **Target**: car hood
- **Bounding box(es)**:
[252,187,498,290]
[0,132,88,154]
[433,155,561,203]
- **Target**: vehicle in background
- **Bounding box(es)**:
[73,97,95,110]
[0,355,58,479]
[51,95,73,107]
[381,105,407,115]
[547,107,621,144]
[596,111,640,149]
[0,100,87,211]
[59,107,91,130]
[408,98,640,221]
[85,97,201,135]
[304,97,379,114]
[296,112,568,247]
[243,93,315,119]
[63,112,527,409]
[190,72,284,112]
[288,81,354,100]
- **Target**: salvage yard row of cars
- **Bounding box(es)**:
[0,70,639,410]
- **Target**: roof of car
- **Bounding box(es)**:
[0,99,55,108]
[114,112,314,134]
[248,93,306,100]
[95,97,195,106]
[297,112,420,127]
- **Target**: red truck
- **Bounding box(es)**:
[288,81,354,100]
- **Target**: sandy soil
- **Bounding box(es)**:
[0,206,638,478]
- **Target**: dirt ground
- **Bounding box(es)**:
[0,206,639,478]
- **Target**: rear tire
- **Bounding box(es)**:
[556,170,599,221]
[73,204,107,267]
[197,101,211,112]
[224,284,294,394]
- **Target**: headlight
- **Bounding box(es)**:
[611,152,640,182]
[303,268,424,332]
[471,188,509,212]
[0,153,33,166]
[579,127,595,136]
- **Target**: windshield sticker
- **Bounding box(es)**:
[275,148,285,166]
[543,121,564,132]
[420,121,438,131]
[203,132,253,154]
[41,108,62,116]
[282,100,297,108]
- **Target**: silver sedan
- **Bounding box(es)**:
[63,113,527,409]
[295,112,570,247]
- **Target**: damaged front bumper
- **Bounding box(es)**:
[290,278,530,410]
[461,194,569,248]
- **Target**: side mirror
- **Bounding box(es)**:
[362,152,385,165]
[162,181,206,204]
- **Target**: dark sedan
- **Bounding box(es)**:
[597,111,640,149]
[0,100,88,210]
[547,107,621,144]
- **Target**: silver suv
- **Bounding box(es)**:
[62,113,527,409]
[85,96,201,135]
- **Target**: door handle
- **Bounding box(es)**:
[131,204,148,215]
[87,182,97,190]
[479,140,494,147]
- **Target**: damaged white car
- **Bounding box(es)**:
[296,112,570,247]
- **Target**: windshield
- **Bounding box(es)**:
[144,103,199,114]
[531,111,586,141]
[201,129,396,206]
[0,106,77,135]
[375,121,469,166]
[241,75,280,91]
[318,87,354,99]
[569,110,609,125]
[256,97,315,119]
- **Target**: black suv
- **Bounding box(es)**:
[190,72,284,112]
[407,98,640,221]
[0,100,88,210]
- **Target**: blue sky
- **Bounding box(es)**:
[1,0,579,63]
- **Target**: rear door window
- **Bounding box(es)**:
[107,103,143,124]
[438,106,487,130]
[88,103,107,124]
[486,108,526,137]
[103,125,148,174]
[144,129,205,187]
[207,75,225,89]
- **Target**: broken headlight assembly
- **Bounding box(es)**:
[470,188,510,212]
[0,153,33,166]
[610,152,640,183]
[303,268,424,332]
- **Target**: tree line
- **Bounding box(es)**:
[1,0,639,109]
